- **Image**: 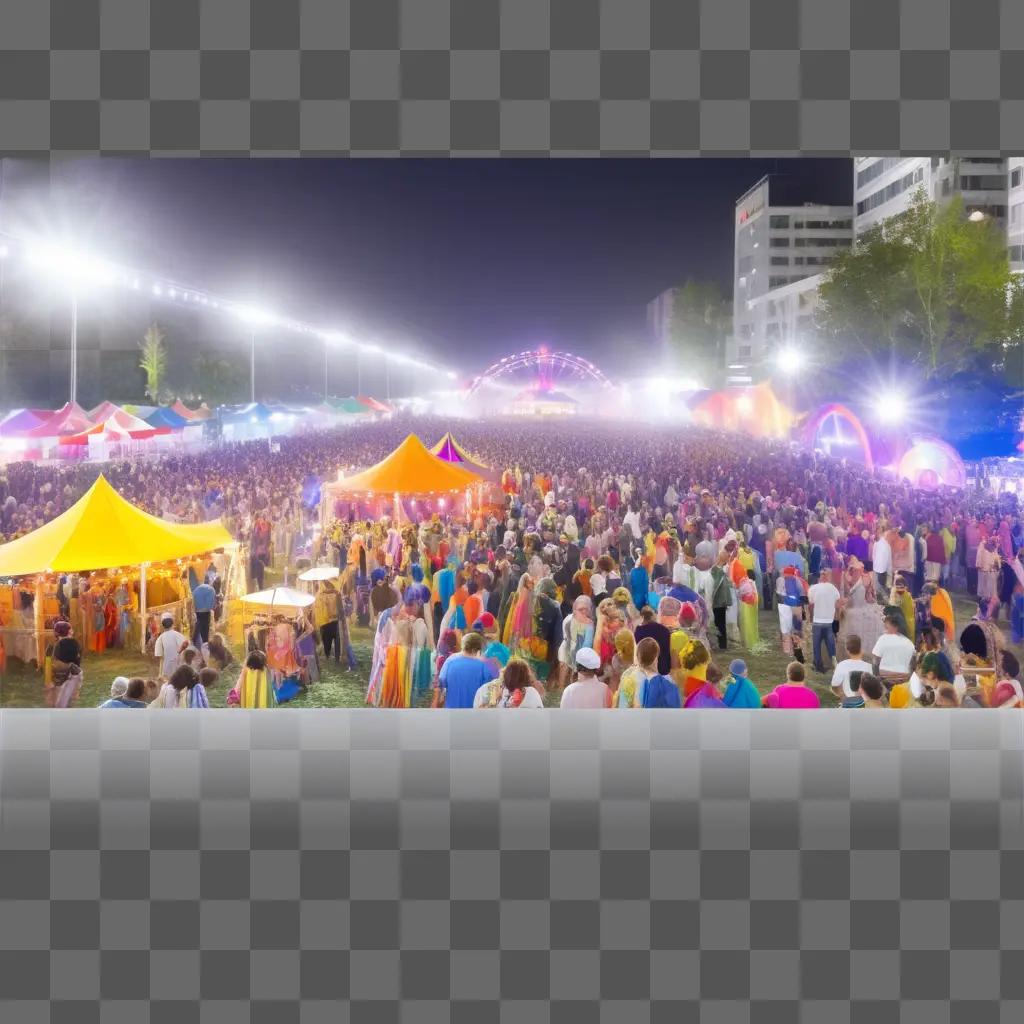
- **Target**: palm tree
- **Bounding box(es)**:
[139,325,168,401]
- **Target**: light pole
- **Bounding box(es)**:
[69,284,78,404]
[236,306,277,405]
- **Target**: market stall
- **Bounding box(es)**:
[235,586,319,690]
[0,475,237,670]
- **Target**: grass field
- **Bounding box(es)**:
[2,590,1013,709]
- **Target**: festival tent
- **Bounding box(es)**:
[431,431,487,467]
[121,404,157,419]
[219,402,274,424]
[690,382,794,440]
[58,408,169,445]
[896,436,967,490]
[0,475,233,577]
[25,401,94,438]
[146,407,190,429]
[357,395,392,413]
[88,400,122,422]
[335,433,482,496]
[171,398,212,420]
[332,397,372,415]
[0,409,51,436]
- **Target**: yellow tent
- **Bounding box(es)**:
[335,433,481,496]
[0,475,233,577]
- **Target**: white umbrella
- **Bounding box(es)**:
[298,566,340,582]
[239,586,315,610]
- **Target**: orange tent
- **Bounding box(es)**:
[690,382,793,439]
[335,434,481,496]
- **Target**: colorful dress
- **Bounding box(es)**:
[236,667,273,708]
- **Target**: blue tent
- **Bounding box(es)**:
[219,402,274,424]
[146,407,190,429]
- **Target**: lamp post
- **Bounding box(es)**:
[69,284,78,405]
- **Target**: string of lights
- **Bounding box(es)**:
[0,230,459,382]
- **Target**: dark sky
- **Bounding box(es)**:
[58,158,851,374]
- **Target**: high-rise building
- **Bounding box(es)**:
[730,176,853,378]
[646,286,676,358]
[853,157,1008,237]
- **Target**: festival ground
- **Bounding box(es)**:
[2,581,1014,709]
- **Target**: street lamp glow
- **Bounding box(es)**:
[968,210,986,223]
[774,345,806,376]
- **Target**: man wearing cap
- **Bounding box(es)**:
[560,647,612,708]
[722,659,761,708]
[154,615,187,679]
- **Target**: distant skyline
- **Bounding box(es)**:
[14,158,851,376]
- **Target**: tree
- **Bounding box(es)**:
[192,354,247,406]
[139,325,168,401]
[670,280,731,386]
[817,187,1024,379]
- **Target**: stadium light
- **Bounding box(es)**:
[875,389,908,426]
[23,240,121,404]
[235,304,278,327]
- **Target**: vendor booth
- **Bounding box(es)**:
[320,433,482,531]
[0,476,238,673]
[235,586,319,692]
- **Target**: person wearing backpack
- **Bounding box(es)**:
[776,565,808,659]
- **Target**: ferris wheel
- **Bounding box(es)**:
[466,347,613,394]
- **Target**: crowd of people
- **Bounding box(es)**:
[1,413,1021,709]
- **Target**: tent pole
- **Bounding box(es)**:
[394,491,401,526]
[139,564,147,654]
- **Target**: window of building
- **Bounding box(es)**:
[856,166,925,216]
[960,175,1008,192]
[768,276,789,288]
[1012,202,1024,226]
[769,215,790,229]
[1009,245,1024,262]
[1013,168,1023,189]
[793,256,804,265]
[769,237,790,247]
[856,157,904,189]
[770,256,789,266]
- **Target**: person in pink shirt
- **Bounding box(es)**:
[763,661,821,709]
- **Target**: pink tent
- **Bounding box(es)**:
[26,402,94,437]
[88,400,122,422]
[0,409,51,437]
[59,408,168,445]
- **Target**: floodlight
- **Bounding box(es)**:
[236,305,277,326]
[875,390,908,425]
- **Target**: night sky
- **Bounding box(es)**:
[57,158,851,375]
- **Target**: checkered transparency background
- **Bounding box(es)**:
[3,1,1024,1020]
[1,710,1023,1023]
[0,0,1023,154]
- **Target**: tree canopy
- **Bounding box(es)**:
[817,187,1024,381]
[669,280,731,386]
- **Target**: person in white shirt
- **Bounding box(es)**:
[807,568,841,673]
[560,648,612,708]
[622,506,642,544]
[871,528,891,597]
[153,615,187,678]
[831,634,873,700]
[872,615,916,678]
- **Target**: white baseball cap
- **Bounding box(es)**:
[575,648,601,671]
